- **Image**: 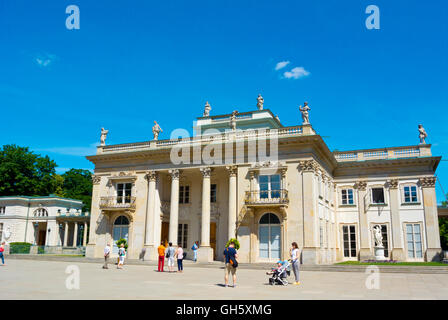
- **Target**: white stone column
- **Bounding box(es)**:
[388,179,405,260]
[227,165,237,240]
[73,222,79,247]
[144,171,157,246]
[355,181,371,260]
[63,222,68,247]
[197,167,214,262]
[83,222,88,247]
[419,177,442,261]
[86,175,101,258]
[168,169,180,245]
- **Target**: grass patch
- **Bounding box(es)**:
[48,254,85,257]
[336,261,448,266]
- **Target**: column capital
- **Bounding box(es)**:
[168,169,180,180]
[226,165,238,177]
[200,167,212,178]
[145,170,158,182]
[354,181,367,191]
[280,167,287,178]
[386,179,399,189]
[91,175,101,185]
[418,176,437,188]
[298,159,318,172]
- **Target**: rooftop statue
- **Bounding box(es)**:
[100,127,109,146]
[230,110,238,130]
[299,101,311,125]
[152,121,163,141]
[257,94,264,110]
[418,124,427,144]
[203,101,211,117]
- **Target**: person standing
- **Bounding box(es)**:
[290,242,300,285]
[223,241,238,288]
[103,243,111,269]
[117,243,126,269]
[166,242,176,273]
[157,241,166,272]
[0,242,6,266]
[175,244,184,273]
[192,241,199,262]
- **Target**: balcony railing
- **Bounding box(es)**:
[99,196,136,210]
[245,190,289,205]
[333,145,431,162]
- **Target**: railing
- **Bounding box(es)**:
[99,196,136,210]
[334,145,427,162]
[245,190,289,205]
[100,125,307,154]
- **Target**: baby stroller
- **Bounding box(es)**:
[268,260,291,286]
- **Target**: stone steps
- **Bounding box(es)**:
[6,254,448,274]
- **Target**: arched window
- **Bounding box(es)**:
[34,208,48,217]
[112,215,129,254]
[259,213,281,260]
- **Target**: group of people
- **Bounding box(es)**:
[101,239,302,288]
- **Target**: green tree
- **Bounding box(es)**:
[0,145,57,196]
[61,168,93,212]
[439,217,448,251]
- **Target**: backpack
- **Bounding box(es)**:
[226,247,238,268]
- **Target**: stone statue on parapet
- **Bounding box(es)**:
[230,110,238,130]
[203,101,211,117]
[100,127,109,146]
[373,225,383,247]
[152,121,163,141]
[257,94,264,110]
[299,101,311,125]
[418,124,427,144]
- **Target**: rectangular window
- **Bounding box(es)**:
[341,189,354,205]
[403,185,418,203]
[179,186,190,204]
[320,225,324,248]
[406,223,423,259]
[343,225,357,258]
[259,174,281,199]
[0,207,5,215]
[210,184,217,203]
[117,183,132,203]
[371,188,385,204]
[178,224,188,249]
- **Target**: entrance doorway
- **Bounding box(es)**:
[112,216,129,254]
[210,222,217,259]
[161,222,169,247]
[38,230,46,246]
[259,213,281,261]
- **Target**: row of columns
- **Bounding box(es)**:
[62,221,88,247]
[144,166,238,260]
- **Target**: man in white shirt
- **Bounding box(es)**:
[103,243,111,269]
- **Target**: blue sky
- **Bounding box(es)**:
[0,1,447,202]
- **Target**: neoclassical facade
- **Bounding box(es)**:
[85,107,442,264]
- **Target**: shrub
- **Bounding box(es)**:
[225,238,240,250]
[9,242,32,254]
[116,238,128,250]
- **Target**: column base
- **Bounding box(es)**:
[197,246,214,262]
[301,248,319,265]
[425,248,442,262]
[359,248,373,261]
[391,248,405,261]
[143,245,158,261]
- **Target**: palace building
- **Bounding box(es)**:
[85,102,442,264]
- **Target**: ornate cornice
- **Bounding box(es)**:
[226,165,238,177]
[92,175,101,185]
[200,167,212,178]
[386,179,399,189]
[418,176,437,188]
[298,160,318,172]
[169,169,180,180]
[354,181,367,191]
[145,170,158,182]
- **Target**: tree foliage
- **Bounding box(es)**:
[61,168,93,212]
[439,217,448,251]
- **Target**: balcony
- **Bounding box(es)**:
[99,196,136,211]
[245,190,289,206]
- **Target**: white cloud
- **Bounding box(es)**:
[275,61,290,70]
[283,67,310,79]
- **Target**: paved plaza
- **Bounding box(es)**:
[1,259,448,299]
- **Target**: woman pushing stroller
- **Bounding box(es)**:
[266,260,290,286]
